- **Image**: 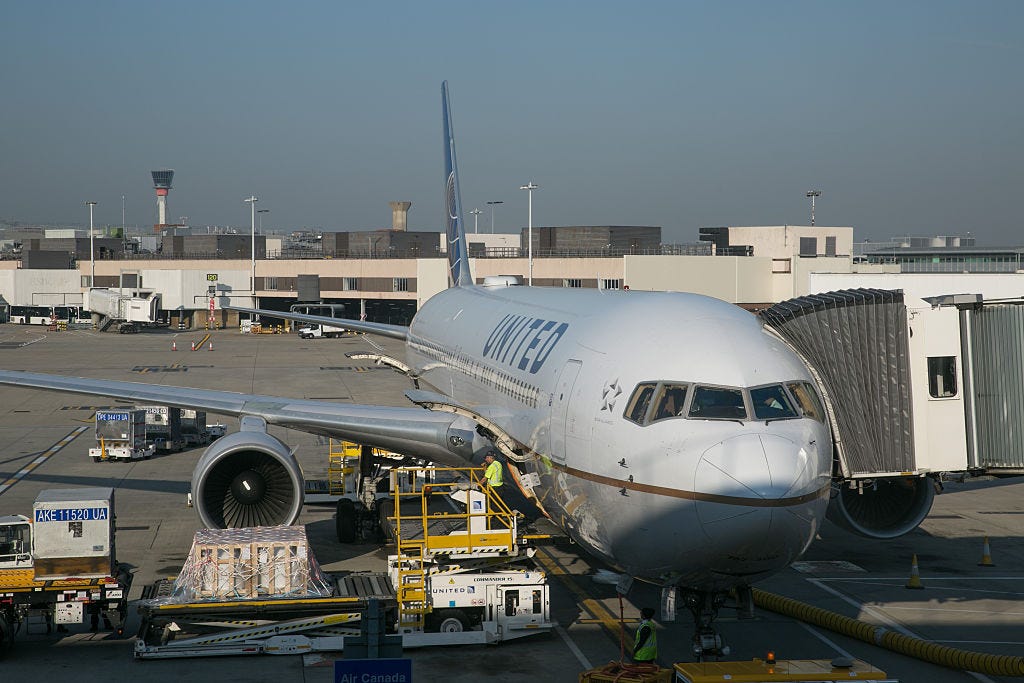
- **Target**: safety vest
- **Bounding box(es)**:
[634,619,657,661]
[484,460,503,487]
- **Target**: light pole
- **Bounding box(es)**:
[257,208,269,233]
[469,208,482,234]
[519,182,539,285]
[244,195,259,319]
[805,190,822,226]
[486,200,503,233]
[85,201,97,287]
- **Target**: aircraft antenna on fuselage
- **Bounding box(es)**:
[442,81,473,288]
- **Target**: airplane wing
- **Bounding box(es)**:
[227,306,408,340]
[0,369,471,464]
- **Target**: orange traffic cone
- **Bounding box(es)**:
[190,341,196,351]
[171,340,177,351]
[208,341,213,351]
[978,537,995,567]
[905,554,924,589]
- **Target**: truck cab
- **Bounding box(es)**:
[0,515,32,569]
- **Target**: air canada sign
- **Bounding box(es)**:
[335,658,412,683]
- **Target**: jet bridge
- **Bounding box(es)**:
[761,289,915,477]
[760,290,934,539]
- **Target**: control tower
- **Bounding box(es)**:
[152,169,174,229]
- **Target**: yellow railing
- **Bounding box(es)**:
[388,466,518,558]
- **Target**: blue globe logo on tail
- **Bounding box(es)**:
[442,81,472,288]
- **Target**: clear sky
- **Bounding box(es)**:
[2,1,1021,245]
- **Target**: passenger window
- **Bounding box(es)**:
[651,384,688,422]
[928,356,957,398]
[787,381,825,423]
[750,384,798,420]
[624,383,657,424]
[688,386,747,420]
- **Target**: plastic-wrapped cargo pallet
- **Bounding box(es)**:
[147,526,334,603]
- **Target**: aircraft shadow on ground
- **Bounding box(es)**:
[8,473,189,495]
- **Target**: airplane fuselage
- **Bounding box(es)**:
[407,284,833,590]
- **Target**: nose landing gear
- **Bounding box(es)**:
[680,585,753,661]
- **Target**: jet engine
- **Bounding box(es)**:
[826,476,935,539]
[191,419,303,529]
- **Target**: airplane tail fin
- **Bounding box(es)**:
[442,81,473,288]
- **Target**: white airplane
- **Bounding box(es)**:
[0,82,833,655]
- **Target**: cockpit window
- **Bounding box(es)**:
[688,386,747,420]
[787,381,825,423]
[624,383,657,424]
[651,384,688,423]
[750,384,799,420]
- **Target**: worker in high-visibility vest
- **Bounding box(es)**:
[633,607,658,664]
[478,451,503,489]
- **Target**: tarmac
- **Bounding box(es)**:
[0,324,1022,682]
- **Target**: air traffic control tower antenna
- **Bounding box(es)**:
[152,169,174,230]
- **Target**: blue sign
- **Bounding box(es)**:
[35,507,109,523]
[336,659,412,683]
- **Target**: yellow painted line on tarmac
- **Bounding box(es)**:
[192,333,211,351]
[533,546,634,655]
[0,426,88,497]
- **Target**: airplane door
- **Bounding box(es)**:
[549,360,582,463]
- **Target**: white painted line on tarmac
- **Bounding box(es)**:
[0,426,88,496]
[553,622,592,670]
[808,578,998,683]
[798,621,855,660]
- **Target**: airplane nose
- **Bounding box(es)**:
[692,432,825,579]
[695,432,815,502]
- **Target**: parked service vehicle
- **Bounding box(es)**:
[89,409,155,461]
[298,323,346,339]
[0,488,131,654]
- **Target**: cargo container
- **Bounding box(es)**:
[90,409,154,461]
[140,405,184,453]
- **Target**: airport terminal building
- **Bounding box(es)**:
[0,222,867,328]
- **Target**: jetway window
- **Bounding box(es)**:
[750,384,798,420]
[787,382,825,423]
[928,356,957,398]
[688,386,747,420]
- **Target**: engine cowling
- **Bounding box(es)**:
[826,476,935,539]
[192,429,303,529]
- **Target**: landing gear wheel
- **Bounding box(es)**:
[377,497,395,543]
[336,498,357,543]
[434,609,470,633]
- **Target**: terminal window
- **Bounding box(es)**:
[928,356,957,398]
[264,277,278,291]
[393,278,409,292]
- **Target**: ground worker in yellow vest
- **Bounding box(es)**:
[478,451,503,489]
[633,607,658,664]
